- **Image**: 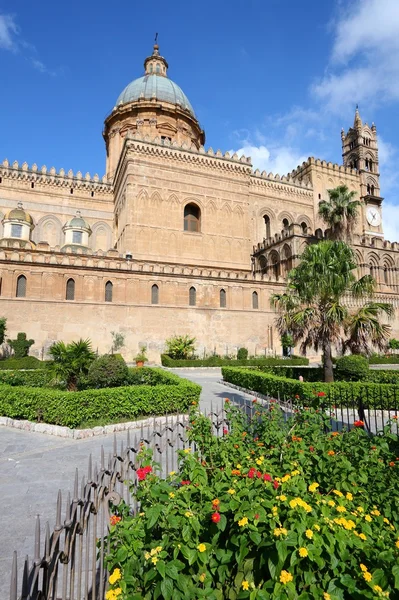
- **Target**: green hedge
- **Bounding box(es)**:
[368,355,399,364]
[260,365,399,386]
[0,357,48,370]
[0,370,52,387]
[221,367,399,409]
[0,377,201,428]
[161,354,309,368]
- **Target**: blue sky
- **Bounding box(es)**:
[1,0,399,239]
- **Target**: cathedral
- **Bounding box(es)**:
[0,43,398,360]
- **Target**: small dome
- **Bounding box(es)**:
[116,75,195,117]
[4,204,33,225]
[64,212,91,231]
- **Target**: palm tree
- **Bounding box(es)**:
[271,241,392,382]
[48,339,95,390]
[318,185,361,242]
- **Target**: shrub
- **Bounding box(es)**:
[165,335,196,359]
[0,317,7,345]
[8,332,34,358]
[161,355,309,367]
[105,402,399,599]
[237,347,248,360]
[335,355,369,381]
[0,356,46,370]
[87,354,129,388]
[369,354,399,364]
[221,367,399,409]
[388,338,399,350]
[48,339,96,391]
[0,370,52,387]
[0,370,201,428]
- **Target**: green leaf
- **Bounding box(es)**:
[276,541,288,566]
[146,505,162,529]
[116,546,128,562]
[161,577,174,600]
[156,560,166,578]
[165,564,179,580]
[249,531,262,545]
[392,564,399,589]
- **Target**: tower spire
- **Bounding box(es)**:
[144,35,169,76]
[354,105,362,129]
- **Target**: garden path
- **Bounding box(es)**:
[0,368,249,596]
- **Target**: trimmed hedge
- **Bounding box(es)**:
[368,355,399,364]
[0,357,48,370]
[0,370,52,387]
[161,354,309,368]
[260,365,399,386]
[221,367,399,409]
[0,370,201,428]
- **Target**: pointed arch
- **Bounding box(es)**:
[16,274,27,298]
[66,278,75,301]
[151,283,159,305]
[252,291,259,309]
[189,286,196,306]
[91,222,112,252]
[184,203,201,232]
[220,288,226,308]
[105,280,113,302]
[33,215,63,246]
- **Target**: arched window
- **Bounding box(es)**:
[149,64,153,73]
[264,215,271,239]
[252,291,259,309]
[315,228,323,239]
[367,184,371,195]
[156,63,160,74]
[189,286,196,306]
[220,288,226,308]
[384,267,389,286]
[16,275,26,298]
[371,185,375,196]
[301,222,308,234]
[184,203,201,232]
[151,284,159,305]
[66,278,75,301]
[105,281,113,302]
[259,255,267,272]
[270,250,280,279]
[282,218,289,231]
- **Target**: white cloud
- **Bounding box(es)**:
[312,0,399,113]
[231,143,307,175]
[0,14,18,51]
[382,203,399,243]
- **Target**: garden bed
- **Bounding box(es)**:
[0,368,201,428]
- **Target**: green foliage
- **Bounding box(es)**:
[0,317,7,345]
[280,333,294,349]
[126,367,184,386]
[48,339,96,391]
[388,339,399,350]
[134,345,148,363]
[0,369,201,427]
[8,332,34,358]
[161,355,309,367]
[0,370,52,387]
[318,184,361,242]
[165,335,196,359]
[222,367,399,409]
[105,402,399,599]
[0,356,46,370]
[87,354,128,389]
[237,347,249,360]
[111,331,125,353]
[335,355,369,382]
[369,354,399,364]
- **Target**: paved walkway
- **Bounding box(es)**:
[0,368,254,596]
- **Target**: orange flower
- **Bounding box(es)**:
[328,450,335,456]
[231,469,241,476]
[389,461,395,467]
[212,498,220,508]
[110,515,121,526]
[234,444,239,449]
[191,401,197,406]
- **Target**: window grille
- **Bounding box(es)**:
[220,289,226,308]
[151,284,159,305]
[252,291,259,309]
[189,286,196,306]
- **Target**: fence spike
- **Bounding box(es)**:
[55,490,62,531]
[81,475,86,498]
[21,554,29,598]
[126,429,131,449]
[65,491,71,525]
[94,461,98,482]
[113,433,117,457]
[34,515,41,565]
[10,551,17,600]
[73,468,79,503]
[44,522,51,560]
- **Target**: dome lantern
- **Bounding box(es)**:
[62,210,92,253]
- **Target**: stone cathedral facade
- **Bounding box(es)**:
[0,44,398,360]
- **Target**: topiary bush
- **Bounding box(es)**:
[335,355,369,382]
[8,332,34,358]
[237,347,248,360]
[87,354,129,389]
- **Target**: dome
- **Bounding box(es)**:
[64,212,91,231]
[4,204,33,225]
[116,75,195,117]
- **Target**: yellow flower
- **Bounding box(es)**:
[371,509,381,516]
[299,547,308,557]
[395,540,399,548]
[109,568,121,585]
[346,492,353,501]
[336,505,346,513]
[227,489,236,495]
[144,551,151,560]
[236,464,242,469]
[314,524,321,531]
[309,483,319,493]
[238,517,248,527]
[151,556,158,565]
[278,494,287,501]
[184,448,191,454]
[363,572,372,582]
[357,506,364,513]
[384,518,390,524]
[305,529,314,539]
[169,492,175,498]
[139,512,145,517]
[290,499,298,509]
[360,564,368,572]
[365,515,372,522]
[323,594,331,600]
[150,548,158,556]
[374,586,383,593]
[197,543,207,553]
[359,533,367,540]
[328,500,336,507]
[169,471,176,476]
[291,469,300,476]
[280,570,293,585]
[274,527,287,537]
[242,580,250,590]
[156,546,162,553]
[333,490,343,497]
[199,573,206,582]
[281,474,291,483]
[185,511,193,518]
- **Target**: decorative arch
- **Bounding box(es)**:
[259,255,268,272]
[281,244,293,277]
[367,252,380,281]
[151,191,163,206]
[168,193,180,207]
[220,288,227,308]
[151,283,159,305]
[382,254,396,287]
[252,291,259,309]
[269,249,280,279]
[91,222,112,252]
[33,215,63,247]
[315,228,323,239]
[189,286,196,306]
[296,215,312,234]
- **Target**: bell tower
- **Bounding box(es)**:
[341,107,383,236]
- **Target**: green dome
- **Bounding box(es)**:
[4,206,33,224]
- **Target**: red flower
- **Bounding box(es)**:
[223,428,229,435]
[354,420,364,427]
[252,399,257,403]
[211,512,221,523]
[248,468,257,479]
[263,473,272,482]
[317,391,326,397]
[295,395,300,399]
[110,515,121,526]
[273,480,279,489]
[181,480,191,486]
[389,461,395,467]
[254,513,259,520]
[136,465,152,481]
[309,446,315,452]
[371,446,377,450]
[225,398,230,404]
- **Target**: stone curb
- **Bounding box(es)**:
[0,413,189,439]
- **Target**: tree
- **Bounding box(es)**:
[110,331,125,354]
[48,339,95,391]
[165,335,196,359]
[0,318,7,345]
[8,332,34,358]
[318,185,361,242]
[271,241,393,382]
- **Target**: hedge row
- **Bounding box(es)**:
[221,367,399,409]
[368,355,399,364]
[0,357,48,370]
[0,377,201,428]
[161,354,309,368]
[260,365,399,385]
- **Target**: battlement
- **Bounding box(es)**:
[250,168,314,193]
[0,159,113,194]
[289,156,358,179]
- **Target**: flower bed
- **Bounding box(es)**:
[105,401,399,599]
[0,368,200,428]
[222,367,399,409]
